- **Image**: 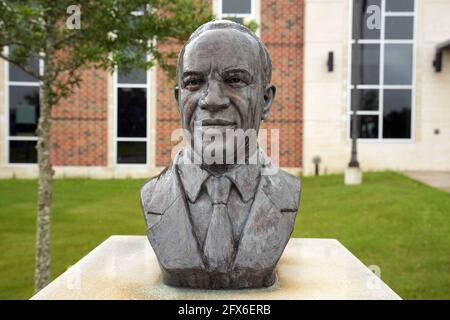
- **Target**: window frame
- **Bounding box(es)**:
[113,65,151,167]
[217,0,257,26]
[4,46,42,166]
[113,8,153,167]
[347,0,417,143]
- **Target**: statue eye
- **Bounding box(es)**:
[183,78,204,90]
[225,76,246,87]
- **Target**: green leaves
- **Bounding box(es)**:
[0,0,213,99]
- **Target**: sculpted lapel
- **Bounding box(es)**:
[232,171,300,271]
[141,164,205,272]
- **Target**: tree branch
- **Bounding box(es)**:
[0,52,42,81]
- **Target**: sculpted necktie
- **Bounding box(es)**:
[203,175,234,272]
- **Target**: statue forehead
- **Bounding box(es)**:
[183,29,261,71]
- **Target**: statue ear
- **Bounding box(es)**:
[261,84,276,120]
[174,86,179,103]
[174,86,181,112]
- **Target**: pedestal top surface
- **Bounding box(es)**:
[31,236,401,300]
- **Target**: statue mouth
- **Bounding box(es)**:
[197,119,237,129]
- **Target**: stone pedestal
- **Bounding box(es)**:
[345,167,363,185]
[31,236,400,300]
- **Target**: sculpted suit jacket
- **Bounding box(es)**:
[140,150,301,289]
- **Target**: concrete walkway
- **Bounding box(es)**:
[403,171,450,193]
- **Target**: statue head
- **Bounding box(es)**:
[174,20,276,167]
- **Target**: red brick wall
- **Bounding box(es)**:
[51,67,108,166]
[155,42,183,165]
[260,0,304,168]
[155,0,304,167]
[48,0,304,168]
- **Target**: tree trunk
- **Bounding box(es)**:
[34,76,55,293]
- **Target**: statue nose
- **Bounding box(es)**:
[199,81,230,111]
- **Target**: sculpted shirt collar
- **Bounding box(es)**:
[176,148,261,203]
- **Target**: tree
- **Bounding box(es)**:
[0,0,213,293]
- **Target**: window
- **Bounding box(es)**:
[218,0,255,25]
[349,0,415,140]
[115,58,148,165]
[114,7,150,165]
[6,48,40,164]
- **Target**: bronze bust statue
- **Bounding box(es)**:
[140,20,301,289]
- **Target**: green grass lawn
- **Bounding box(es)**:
[0,171,449,299]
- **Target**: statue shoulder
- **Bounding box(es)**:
[278,169,302,207]
[279,170,301,192]
[140,166,171,212]
[261,168,301,212]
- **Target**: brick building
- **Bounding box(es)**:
[0,0,304,178]
[1,0,449,178]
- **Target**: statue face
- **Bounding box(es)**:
[176,28,275,164]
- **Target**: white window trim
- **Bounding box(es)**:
[347,0,418,143]
[4,46,42,166]
[113,63,153,167]
[112,6,156,167]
